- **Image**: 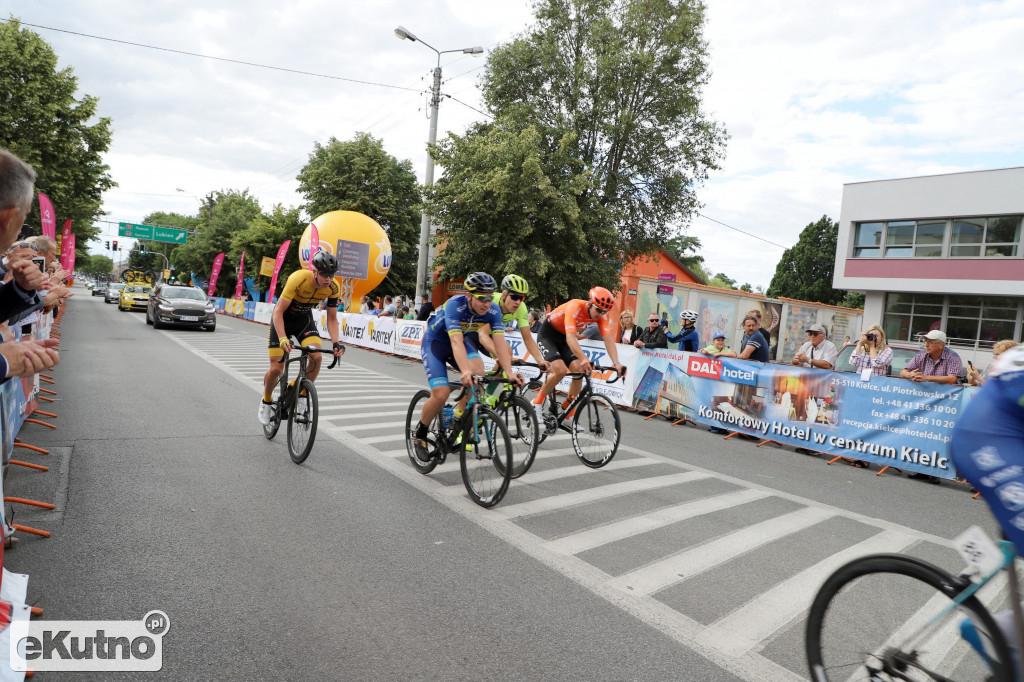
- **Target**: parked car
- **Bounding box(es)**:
[104,283,125,303]
[92,283,108,297]
[833,340,921,376]
[146,284,216,331]
[119,284,152,312]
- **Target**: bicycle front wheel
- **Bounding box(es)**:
[495,394,540,478]
[404,390,441,475]
[460,406,512,508]
[287,378,318,464]
[806,553,1013,682]
[571,393,620,468]
[263,379,283,440]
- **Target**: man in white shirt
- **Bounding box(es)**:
[792,323,838,370]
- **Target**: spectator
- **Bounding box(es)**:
[700,331,737,357]
[967,339,1018,386]
[0,149,60,380]
[617,310,642,345]
[379,295,396,317]
[400,305,414,320]
[792,323,838,370]
[634,312,668,349]
[528,309,542,334]
[850,325,894,376]
[358,295,370,314]
[900,330,963,385]
[666,309,700,351]
[736,315,769,362]
[747,308,771,347]
[416,292,435,321]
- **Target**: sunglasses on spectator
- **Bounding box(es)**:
[507,293,525,302]
[648,318,659,323]
[11,242,37,251]
[472,294,494,303]
[807,331,821,336]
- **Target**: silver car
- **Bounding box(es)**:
[104,283,125,303]
[146,284,216,331]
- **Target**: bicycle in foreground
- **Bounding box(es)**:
[806,524,1023,681]
[404,376,515,508]
[516,361,625,473]
[262,337,342,464]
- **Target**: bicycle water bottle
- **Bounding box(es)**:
[442,405,454,429]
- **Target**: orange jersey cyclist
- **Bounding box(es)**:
[411,272,525,462]
[257,250,345,425]
[532,286,625,420]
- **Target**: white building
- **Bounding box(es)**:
[834,167,1024,368]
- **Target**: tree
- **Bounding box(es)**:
[767,215,852,306]
[80,254,112,276]
[478,0,727,256]
[0,19,114,246]
[228,204,306,299]
[425,122,621,306]
[662,233,708,283]
[296,133,420,295]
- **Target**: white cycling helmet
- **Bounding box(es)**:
[680,309,698,322]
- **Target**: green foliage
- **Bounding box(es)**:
[840,291,865,310]
[425,122,621,307]
[662,233,707,283]
[0,19,114,246]
[767,215,852,306]
[479,0,727,256]
[79,253,112,276]
[227,204,306,298]
[296,133,420,295]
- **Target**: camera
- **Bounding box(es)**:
[865,333,877,343]
[31,257,45,273]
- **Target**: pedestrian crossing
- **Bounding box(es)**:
[159,324,992,682]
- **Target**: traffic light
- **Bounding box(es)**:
[112,240,118,251]
[105,241,110,249]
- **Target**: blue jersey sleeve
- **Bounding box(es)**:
[441,295,465,335]
[486,303,505,334]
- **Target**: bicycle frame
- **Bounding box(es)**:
[515,361,623,434]
[273,340,341,417]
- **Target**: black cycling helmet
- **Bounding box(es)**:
[464,271,497,294]
[311,250,337,275]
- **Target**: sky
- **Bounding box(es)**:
[5,0,1024,290]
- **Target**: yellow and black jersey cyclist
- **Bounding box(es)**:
[258,250,345,426]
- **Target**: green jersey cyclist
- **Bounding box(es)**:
[257,250,346,425]
[477,274,551,388]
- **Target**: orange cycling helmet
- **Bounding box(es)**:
[588,286,614,311]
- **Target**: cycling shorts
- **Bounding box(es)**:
[422,336,481,389]
[268,312,322,358]
[536,320,577,366]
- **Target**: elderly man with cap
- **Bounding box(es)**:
[900,330,963,385]
[792,323,838,370]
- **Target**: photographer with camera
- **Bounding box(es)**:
[850,325,894,376]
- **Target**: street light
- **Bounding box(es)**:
[395,26,483,297]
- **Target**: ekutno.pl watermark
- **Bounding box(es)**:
[10,610,169,672]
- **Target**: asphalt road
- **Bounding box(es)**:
[4,287,1000,681]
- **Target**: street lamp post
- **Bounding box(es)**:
[394,26,483,298]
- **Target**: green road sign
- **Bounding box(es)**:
[117,223,188,244]
[154,226,188,244]
[118,222,153,239]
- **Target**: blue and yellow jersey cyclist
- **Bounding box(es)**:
[412,271,525,462]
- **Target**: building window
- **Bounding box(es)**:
[883,220,946,258]
[884,293,1023,347]
[853,222,883,257]
[951,215,1021,257]
[856,215,1022,258]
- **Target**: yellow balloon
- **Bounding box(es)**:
[299,210,392,300]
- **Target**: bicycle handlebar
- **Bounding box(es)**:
[512,360,626,383]
[277,336,345,368]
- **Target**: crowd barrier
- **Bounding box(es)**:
[0,299,68,680]
[214,305,973,481]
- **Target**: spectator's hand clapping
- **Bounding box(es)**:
[0,339,59,378]
[9,258,50,292]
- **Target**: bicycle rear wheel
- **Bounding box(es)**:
[806,553,1013,682]
[460,406,512,508]
[495,393,540,478]
[571,393,620,468]
[404,390,442,474]
[262,379,284,440]
[287,378,318,464]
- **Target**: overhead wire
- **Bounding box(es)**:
[696,213,789,249]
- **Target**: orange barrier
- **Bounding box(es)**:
[23,418,56,430]
[10,524,49,538]
[9,461,48,472]
[5,497,55,510]
[14,442,49,455]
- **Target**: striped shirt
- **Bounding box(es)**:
[904,348,963,379]
[850,346,894,376]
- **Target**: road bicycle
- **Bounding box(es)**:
[404,376,514,508]
[805,524,1023,681]
[480,361,541,479]
[262,338,342,464]
[515,361,624,471]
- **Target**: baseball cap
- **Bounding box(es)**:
[712,331,725,340]
[805,324,826,335]
[923,329,947,343]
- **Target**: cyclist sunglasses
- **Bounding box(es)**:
[592,305,610,314]
[507,293,525,302]
[472,294,494,303]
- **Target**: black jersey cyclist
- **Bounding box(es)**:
[258,250,346,425]
[411,271,525,462]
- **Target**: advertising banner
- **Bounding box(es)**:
[38,193,55,240]
[631,348,963,479]
[64,233,76,275]
[223,299,244,316]
[60,220,73,269]
[363,316,396,353]
[340,313,368,346]
[268,240,291,304]
[394,320,426,359]
[259,257,275,277]
[254,302,273,325]
[207,253,225,297]
[234,250,246,300]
